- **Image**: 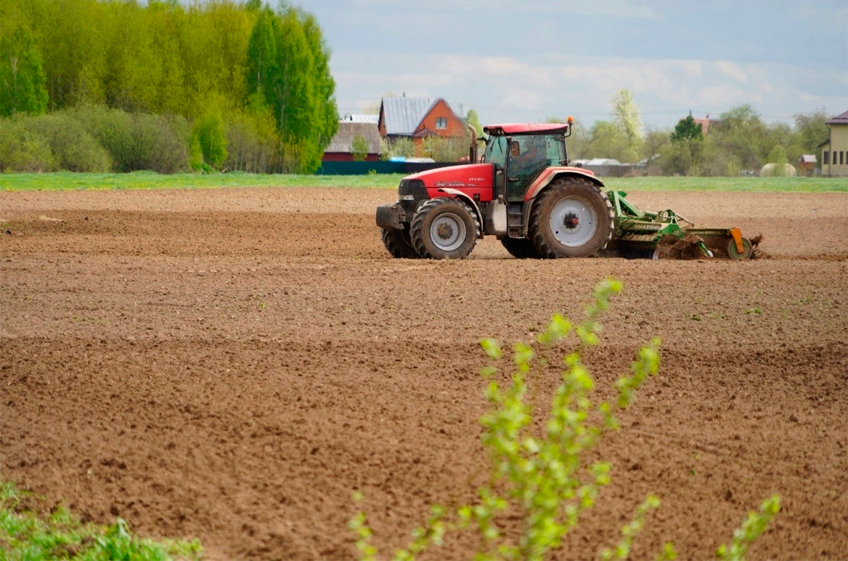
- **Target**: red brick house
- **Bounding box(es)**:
[378,96,466,152]
[693,114,721,135]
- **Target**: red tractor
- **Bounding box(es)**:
[376,121,755,260]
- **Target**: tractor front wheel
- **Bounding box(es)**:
[410,198,479,259]
[528,178,614,258]
[381,227,419,258]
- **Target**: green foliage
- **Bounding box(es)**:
[348,279,781,561]
[419,136,470,162]
[579,120,639,163]
[0,0,336,174]
[611,89,642,143]
[660,138,704,176]
[641,127,670,166]
[222,103,281,173]
[766,145,789,177]
[716,496,780,561]
[792,109,829,165]
[0,25,49,117]
[0,119,55,172]
[1,106,190,173]
[0,481,203,560]
[193,111,228,169]
[76,106,189,173]
[766,145,788,165]
[380,138,415,161]
[23,113,111,172]
[351,135,369,162]
[466,109,483,137]
[670,115,703,143]
[245,6,338,173]
[600,495,661,561]
[350,279,667,561]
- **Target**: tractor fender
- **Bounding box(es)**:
[437,188,484,236]
[520,168,607,237]
[523,168,605,202]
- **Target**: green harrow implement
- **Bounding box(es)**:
[607,191,755,260]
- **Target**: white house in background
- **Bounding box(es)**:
[820,110,848,177]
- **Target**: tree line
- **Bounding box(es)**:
[562,90,831,176]
[0,0,337,173]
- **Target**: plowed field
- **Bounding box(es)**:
[1,187,846,560]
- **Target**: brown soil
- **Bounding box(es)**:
[1,187,846,561]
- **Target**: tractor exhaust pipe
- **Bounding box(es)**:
[468,124,478,163]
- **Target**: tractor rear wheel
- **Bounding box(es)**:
[501,237,541,259]
[410,198,479,259]
[528,178,614,258]
[381,227,419,258]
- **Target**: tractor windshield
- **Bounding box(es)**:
[483,136,507,168]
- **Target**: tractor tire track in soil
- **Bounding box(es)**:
[1,187,846,560]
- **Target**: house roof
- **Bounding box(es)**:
[380,97,436,136]
[826,110,848,125]
[325,122,382,154]
[341,114,379,124]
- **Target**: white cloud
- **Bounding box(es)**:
[332,51,848,126]
[714,61,748,83]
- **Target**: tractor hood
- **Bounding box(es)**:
[405,164,494,201]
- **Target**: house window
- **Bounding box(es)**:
[436,117,447,130]
[842,151,845,166]
[823,151,829,165]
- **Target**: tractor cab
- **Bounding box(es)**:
[481,126,569,203]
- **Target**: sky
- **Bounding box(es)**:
[297,0,848,129]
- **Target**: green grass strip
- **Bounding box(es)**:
[0,481,202,561]
[0,172,845,193]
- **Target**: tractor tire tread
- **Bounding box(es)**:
[381,227,419,258]
[410,198,480,259]
[528,177,614,258]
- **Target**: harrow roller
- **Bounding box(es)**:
[609,191,757,260]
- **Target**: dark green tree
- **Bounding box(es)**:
[245,7,278,104]
[0,25,49,117]
[670,115,703,143]
[193,112,228,168]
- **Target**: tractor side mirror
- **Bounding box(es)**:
[509,140,520,156]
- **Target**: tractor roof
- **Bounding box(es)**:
[483,123,570,136]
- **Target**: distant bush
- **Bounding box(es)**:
[223,107,281,173]
[70,105,190,173]
[23,113,111,172]
[0,119,55,172]
[0,105,191,174]
[132,113,191,174]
